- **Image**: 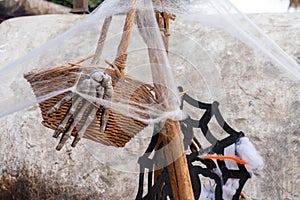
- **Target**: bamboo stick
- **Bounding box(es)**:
[160,120,195,200]
[147,1,195,198]
[148,46,195,200]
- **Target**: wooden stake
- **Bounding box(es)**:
[160,120,195,200]
[146,1,195,198]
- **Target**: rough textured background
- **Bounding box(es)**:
[171,13,300,199]
[0,14,137,200]
[0,13,299,199]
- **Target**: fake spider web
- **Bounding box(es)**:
[1,0,299,118]
[0,0,299,199]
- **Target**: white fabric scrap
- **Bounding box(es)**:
[198,179,240,200]
[199,184,215,200]
[236,137,264,171]
[222,179,240,200]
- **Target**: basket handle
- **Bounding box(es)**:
[92,16,113,65]
[113,0,138,77]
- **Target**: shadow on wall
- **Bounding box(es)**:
[0,4,29,23]
[289,0,300,8]
[0,168,98,200]
[0,0,71,23]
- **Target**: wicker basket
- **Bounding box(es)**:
[24,64,156,147]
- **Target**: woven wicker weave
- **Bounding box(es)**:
[24,64,156,147]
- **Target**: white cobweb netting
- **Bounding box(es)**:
[0,0,299,198]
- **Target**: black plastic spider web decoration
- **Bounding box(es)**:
[135,87,251,200]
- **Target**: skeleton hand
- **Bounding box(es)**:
[47,70,113,150]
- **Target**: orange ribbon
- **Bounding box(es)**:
[200,154,248,165]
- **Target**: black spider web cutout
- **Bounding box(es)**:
[135,87,251,200]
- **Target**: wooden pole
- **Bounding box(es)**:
[148,46,195,200]
[161,120,195,200]
[147,1,195,199]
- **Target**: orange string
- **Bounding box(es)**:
[200,154,248,165]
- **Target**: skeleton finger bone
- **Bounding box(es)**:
[47,92,75,115]
[96,73,113,132]
[71,106,97,147]
[52,95,82,138]
[95,86,108,133]
[56,99,90,150]
[100,108,109,133]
